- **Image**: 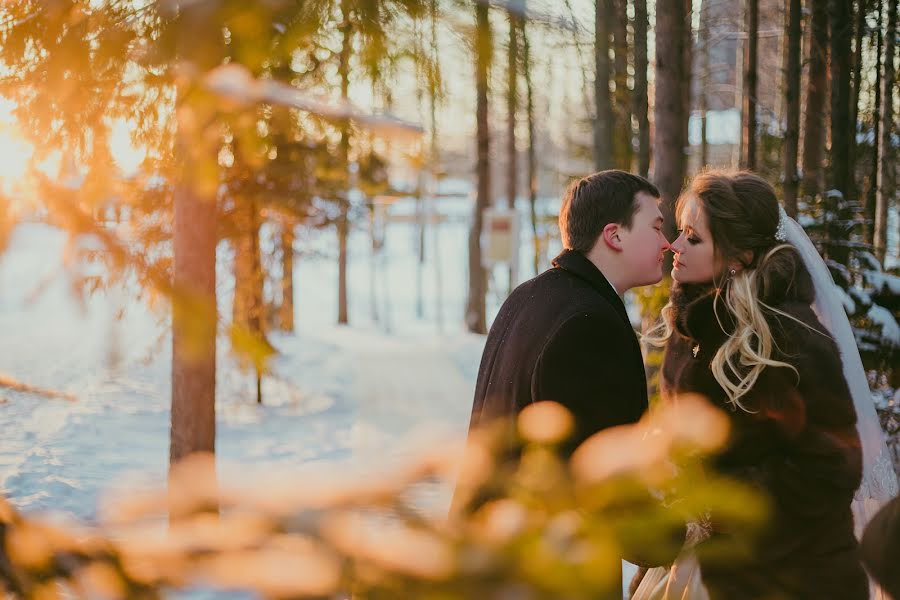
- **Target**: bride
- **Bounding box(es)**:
[637,170,898,600]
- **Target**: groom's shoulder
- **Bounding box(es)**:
[507,266,623,320]
[525,263,599,293]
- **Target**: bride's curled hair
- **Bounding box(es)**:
[646,170,817,412]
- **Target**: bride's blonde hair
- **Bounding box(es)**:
[645,171,813,413]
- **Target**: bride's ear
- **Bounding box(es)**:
[729,250,755,274]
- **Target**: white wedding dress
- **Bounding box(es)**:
[632,214,899,600]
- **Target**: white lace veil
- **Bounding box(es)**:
[780,211,898,536]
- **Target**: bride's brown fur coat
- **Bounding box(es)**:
[661,249,869,600]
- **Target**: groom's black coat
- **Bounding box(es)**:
[468,249,648,453]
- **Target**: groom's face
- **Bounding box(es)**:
[617,192,669,287]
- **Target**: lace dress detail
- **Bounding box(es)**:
[853,447,899,537]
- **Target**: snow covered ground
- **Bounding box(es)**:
[0,196,651,594]
[0,203,507,521]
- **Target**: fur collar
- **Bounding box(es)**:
[670,284,731,343]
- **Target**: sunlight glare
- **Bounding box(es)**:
[0,126,33,185]
[0,98,34,194]
[36,151,62,180]
[109,119,146,176]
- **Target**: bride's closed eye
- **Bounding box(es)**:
[677,228,701,245]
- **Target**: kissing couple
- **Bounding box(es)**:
[461,169,899,600]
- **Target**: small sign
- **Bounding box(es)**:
[482,208,518,267]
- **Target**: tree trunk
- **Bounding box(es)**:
[415,185,425,319]
[337,213,348,323]
[613,0,632,170]
[171,3,219,467]
[231,196,265,404]
[523,19,540,277]
[680,0,692,172]
[782,0,802,217]
[633,0,650,177]
[742,0,759,170]
[867,2,883,244]
[594,0,614,170]
[699,0,710,167]
[802,0,828,199]
[337,0,351,325]
[369,206,380,323]
[247,216,263,338]
[875,0,897,262]
[506,12,519,293]
[171,171,218,464]
[232,198,264,337]
[429,0,444,331]
[279,223,295,332]
[849,0,867,200]
[466,0,491,334]
[232,222,251,329]
[653,0,692,256]
[414,15,427,320]
[830,0,853,199]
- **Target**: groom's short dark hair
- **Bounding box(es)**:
[559,170,660,253]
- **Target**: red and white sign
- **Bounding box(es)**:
[482,208,518,268]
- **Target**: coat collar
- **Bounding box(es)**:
[670,283,734,344]
[552,249,631,327]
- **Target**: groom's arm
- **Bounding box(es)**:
[531,309,643,452]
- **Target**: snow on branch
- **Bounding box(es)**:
[867,305,900,348]
[857,251,883,273]
[834,284,857,315]
[865,271,900,296]
[201,64,424,140]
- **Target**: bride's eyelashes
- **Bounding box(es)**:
[676,228,702,245]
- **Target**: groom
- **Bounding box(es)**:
[467,170,669,454]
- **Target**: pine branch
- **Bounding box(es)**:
[0,374,75,401]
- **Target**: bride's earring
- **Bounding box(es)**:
[729,268,737,278]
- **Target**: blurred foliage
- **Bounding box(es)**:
[0,0,431,371]
[756,130,784,190]
[635,277,672,406]
[635,278,672,322]
[0,398,767,599]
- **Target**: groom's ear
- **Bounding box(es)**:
[601,223,623,252]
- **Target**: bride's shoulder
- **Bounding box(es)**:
[770,300,830,340]
[769,300,842,368]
